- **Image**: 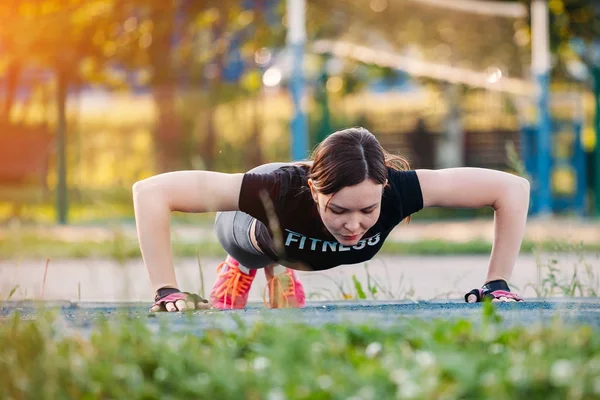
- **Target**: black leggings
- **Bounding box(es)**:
[213,162,289,269]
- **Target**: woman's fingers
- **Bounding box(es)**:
[492,297,518,303]
[467,294,478,303]
[149,304,163,313]
[196,300,212,310]
[186,300,196,309]
[151,293,213,312]
[174,299,188,311]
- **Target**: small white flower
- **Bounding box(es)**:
[358,386,375,400]
[508,365,526,385]
[253,357,270,372]
[267,388,286,400]
[311,342,325,355]
[71,355,85,369]
[550,360,574,386]
[317,375,333,390]
[488,343,503,355]
[128,365,144,386]
[529,340,544,355]
[390,368,409,385]
[153,367,168,382]
[365,342,382,359]
[398,379,420,399]
[415,351,435,368]
[422,374,439,391]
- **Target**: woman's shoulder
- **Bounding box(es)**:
[384,167,424,215]
[241,163,309,195]
[386,167,419,184]
[275,164,310,191]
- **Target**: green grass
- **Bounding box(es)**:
[0,233,227,260]
[1,303,600,399]
[2,232,600,260]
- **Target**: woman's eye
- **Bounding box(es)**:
[330,209,345,215]
[362,209,375,214]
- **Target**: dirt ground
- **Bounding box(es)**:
[2,252,599,305]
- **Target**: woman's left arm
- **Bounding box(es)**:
[415,168,530,284]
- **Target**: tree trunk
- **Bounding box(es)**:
[2,61,21,122]
[201,6,227,171]
[149,2,181,173]
[56,68,68,225]
[247,92,263,167]
[151,85,181,172]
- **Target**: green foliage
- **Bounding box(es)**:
[1,305,600,399]
[2,229,600,260]
[352,274,367,300]
[523,242,600,298]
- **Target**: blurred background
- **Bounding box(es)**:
[1,0,599,226]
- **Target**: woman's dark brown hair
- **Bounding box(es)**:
[300,126,413,221]
[306,126,410,192]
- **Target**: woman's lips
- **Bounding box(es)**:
[341,234,361,241]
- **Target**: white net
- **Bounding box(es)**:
[302,0,535,169]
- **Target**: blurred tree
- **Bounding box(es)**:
[0,0,288,199]
[109,0,286,171]
[0,0,120,224]
[307,0,529,80]
[504,0,600,215]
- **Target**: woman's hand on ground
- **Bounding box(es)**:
[150,292,212,312]
[464,279,523,303]
[465,290,522,303]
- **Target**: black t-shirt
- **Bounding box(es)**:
[238,165,423,271]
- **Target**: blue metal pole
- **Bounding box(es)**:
[287,0,308,161]
[536,72,552,214]
[532,0,552,215]
[574,118,587,216]
[590,65,600,217]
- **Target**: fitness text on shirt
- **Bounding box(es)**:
[284,229,381,252]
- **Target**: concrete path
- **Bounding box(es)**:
[2,300,600,339]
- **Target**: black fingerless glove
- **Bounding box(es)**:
[155,287,182,302]
[464,279,523,302]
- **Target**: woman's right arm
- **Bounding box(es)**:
[132,171,244,293]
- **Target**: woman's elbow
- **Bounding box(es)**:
[132,176,162,202]
[132,178,150,199]
[516,176,530,196]
[492,175,530,211]
[511,175,531,206]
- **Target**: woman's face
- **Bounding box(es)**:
[309,178,386,246]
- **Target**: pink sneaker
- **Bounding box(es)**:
[210,255,256,309]
[264,267,306,308]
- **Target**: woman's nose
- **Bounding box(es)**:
[344,216,361,232]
